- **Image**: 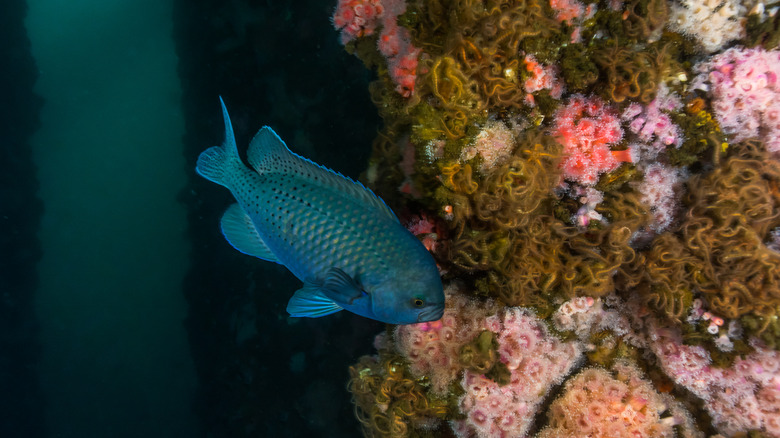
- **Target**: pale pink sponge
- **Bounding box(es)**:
[452,308,583,437]
[621,84,683,156]
[553,296,632,340]
[552,94,630,185]
[538,361,699,437]
[638,163,684,231]
[394,284,496,394]
[459,121,517,173]
[649,322,780,436]
[692,47,780,154]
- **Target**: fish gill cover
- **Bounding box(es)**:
[330,0,780,436]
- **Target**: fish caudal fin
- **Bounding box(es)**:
[287,283,344,318]
[220,204,280,263]
[195,96,241,188]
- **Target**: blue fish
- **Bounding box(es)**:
[196,98,445,324]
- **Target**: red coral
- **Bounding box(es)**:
[553,95,629,185]
[550,0,585,23]
[523,55,565,106]
[334,0,421,97]
[332,0,385,44]
[376,0,420,97]
[387,48,421,97]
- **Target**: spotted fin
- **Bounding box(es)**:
[287,283,344,318]
[321,267,366,304]
[220,204,279,263]
[245,127,399,222]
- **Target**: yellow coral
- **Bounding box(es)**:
[636,141,780,338]
[348,354,449,438]
[403,0,562,140]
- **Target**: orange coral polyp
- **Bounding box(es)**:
[611,149,634,163]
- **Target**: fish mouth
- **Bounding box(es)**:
[417,306,445,322]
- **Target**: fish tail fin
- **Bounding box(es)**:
[196,96,241,188]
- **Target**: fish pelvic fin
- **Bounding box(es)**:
[287,282,344,318]
[220,204,280,263]
[246,126,400,223]
[195,96,241,188]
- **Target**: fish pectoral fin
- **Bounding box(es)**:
[321,267,366,305]
[287,283,344,318]
[220,203,280,263]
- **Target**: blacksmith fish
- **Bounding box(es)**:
[196,98,445,324]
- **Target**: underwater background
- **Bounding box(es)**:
[4,0,380,436]
[3,0,780,437]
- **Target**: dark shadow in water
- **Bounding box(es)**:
[173,0,383,436]
[0,1,46,437]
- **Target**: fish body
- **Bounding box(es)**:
[196,98,445,324]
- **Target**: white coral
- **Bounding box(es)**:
[667,0,746,53]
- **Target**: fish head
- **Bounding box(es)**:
[370,263,445,325]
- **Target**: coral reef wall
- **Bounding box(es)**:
[334,0,780,436]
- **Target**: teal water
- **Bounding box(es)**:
[26,0,196,436]
[5,0,381,436]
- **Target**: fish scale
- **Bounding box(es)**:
[230,159,392,284]
[195,98,444,324]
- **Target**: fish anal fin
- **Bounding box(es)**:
[220,204,279,263]
[287,283,344,318]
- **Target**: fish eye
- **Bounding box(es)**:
[412,298,425,308]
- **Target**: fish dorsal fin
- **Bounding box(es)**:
[246,127,399,222]
[287,282,344,318]
[321,267,366,304]
[220,203,280,263]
